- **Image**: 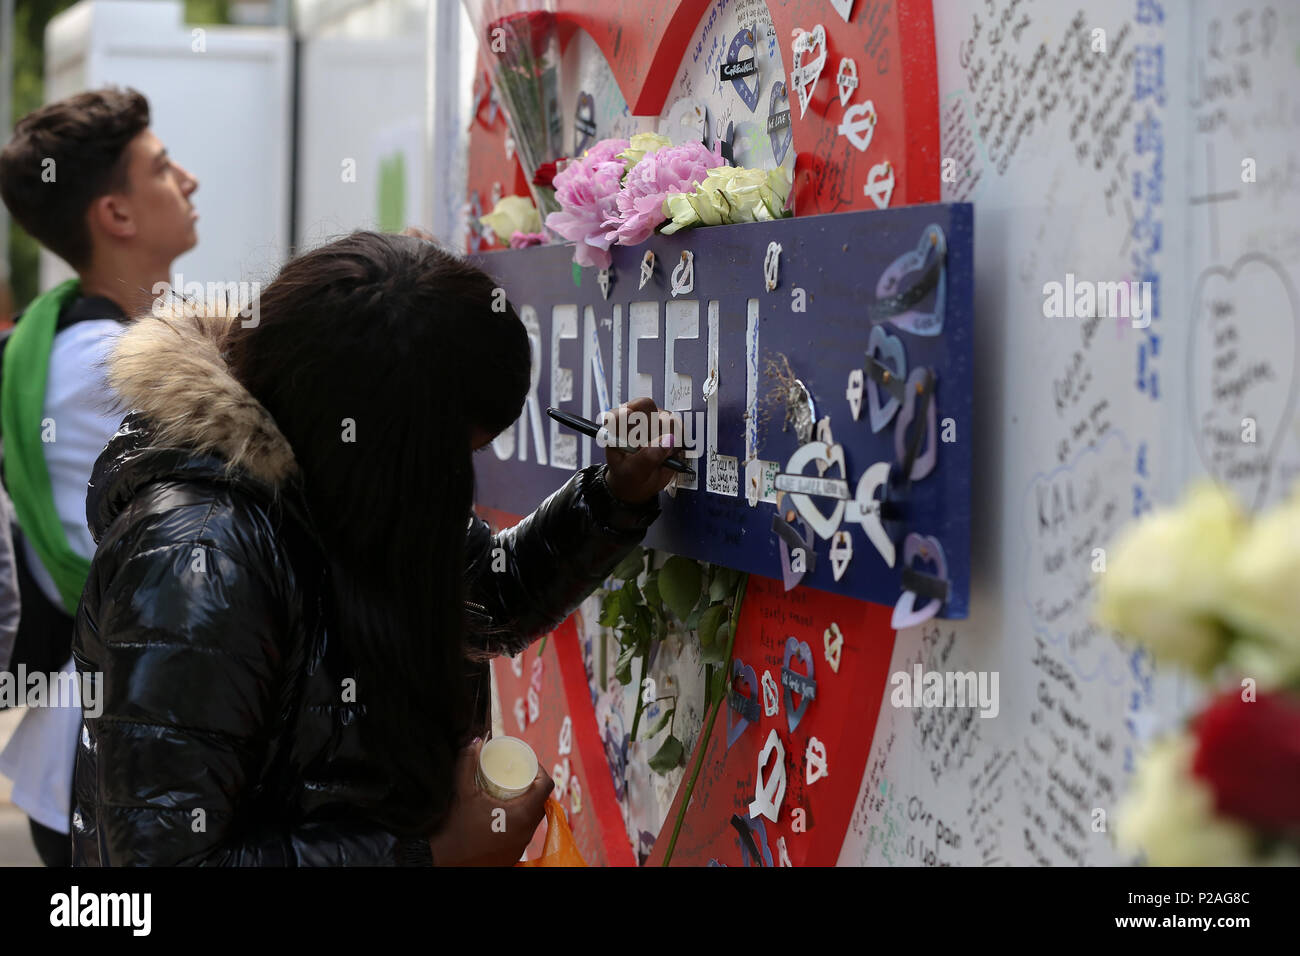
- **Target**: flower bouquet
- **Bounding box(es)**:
[463,0,565,219]
[545,132,793,269]
[1096,482,1300,864]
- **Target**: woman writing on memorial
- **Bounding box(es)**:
[69,231,682,866]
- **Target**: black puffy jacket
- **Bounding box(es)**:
[70,314,658,866]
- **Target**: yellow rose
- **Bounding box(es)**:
[1116,735,1258,866]
[1094,482,1243,675]
[619,132,673,173]
[479,195,541,242]
[1221,490,1300,686]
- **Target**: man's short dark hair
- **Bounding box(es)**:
[0,87,150,270]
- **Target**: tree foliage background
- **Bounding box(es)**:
[5,0,230,311]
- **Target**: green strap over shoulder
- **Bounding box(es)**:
[2,279,92,614]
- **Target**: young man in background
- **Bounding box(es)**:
[0,87,199,865]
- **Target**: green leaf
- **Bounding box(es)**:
[634,605,654,646]
[598,590,622,627]
[615,642,637,684]
[659,556,702,621]
[641,706,674,741]
[642,572,660,610]
[697,603,728,648]
[612,546,645,581]
[684,604,703,631]
[700,640,728,665]
[648,734,684,774]
[618,580,643,622]
[708,569,732,603]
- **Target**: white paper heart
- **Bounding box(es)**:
[814,417,835,475]
[836,57,858,106]
[838,100,877,152]
[790,25,827,118]
[527,685,540,722]
[513,696,527,732]
[830,531,853,581]
[776,835,793,867]
[510,653,523,678]
[764,241,781,292]
[805,737,829,784]
[762,669,780,717]
[843,460,896,567]
[552,759,569,801]
[830,0,855,24]
[639,250,655,290]
[671,250,695,297]
[597,267,612,300]
[748,728,787,823]
[865,160,894,209]
[846,368,864,420]
[569,774,582,815]
[783,441,847,540]
[531,657,544,691]
[824,622,844,672]
[558,715,572,756]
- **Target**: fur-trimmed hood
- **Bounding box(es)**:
[106,312,298,487]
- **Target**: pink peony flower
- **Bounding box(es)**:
[509,231,546,248]
[545,138,629,268]
[603,140,726,247]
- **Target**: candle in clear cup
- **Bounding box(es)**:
[477,736,538,800]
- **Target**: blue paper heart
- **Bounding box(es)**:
[726,659,759,749]
[867,324,907,433]
[767,81,792,166]
[875,224,947,336]
[726,28,761,113]
[782,637,816,734]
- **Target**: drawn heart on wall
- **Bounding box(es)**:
[874,224,947,336]
[782,637,817,733]
[891,533,949,629]
[894,367,938,481]
[727,28,761,112]
[1188,253,1300,511]
[573,92,597,156]
[867,324,907,433]
[790,24,827,118]
[767,80,793,166]
[726,658,760,749]
[783,440,848,539]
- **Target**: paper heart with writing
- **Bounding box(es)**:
[790,25,827,119]
[761,669,780,717]
[837,100,877,152]
[558,715,572,756]
[552,759,569,801]
[782,440,848,540]
[894,367,938,481]
[805,737,829,784]
[527,685,540,723]
[891,533,949,629]
[530,657,544,692]
[1189,254,1299,511]
[512,696,527,732]
[865,160,894,209]
[782,636,817,734]
[726,658,760,749]
[846,368,864,421]
[670,251,694,297]
[748,729,787,823]
[876,224,947,336]
[726,28,761,112]
[767,80,793,166]
[764,241,781,292]
[844,460,897,567]
[867,324,907,433]
[836,56,858,106]
[830,530,853,581]
[823,622,844,672]
[510,652,523,678]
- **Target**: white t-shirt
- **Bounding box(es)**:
[0,319,126,833]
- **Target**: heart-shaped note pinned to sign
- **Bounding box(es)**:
[838,100,877,152]
[867,324,907,433]
[761,669,780,717]
[671,250,695,297]
[846,368,864,421]
[782,636,817,734]
[781,440,848,540]
[891,533,949,629]
[875,224,947,336]
[894,367,938,482]
[558,715,572,756]
[836,57,858,106]
[830,530,853,581]
[748,729,787,823]
[790,25,827,118]
[805,737,829,784]
[844,460,897,567]
[767,80,793,166]
[725,28,761,112]
[573,91,597,156]
[823,622,844,672]
[830,0,856,24]
[865,160,894,209]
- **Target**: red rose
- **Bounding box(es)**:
[532,160,564,188]
[1189,690,1300,830]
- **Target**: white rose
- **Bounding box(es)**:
[1221,491,1300,687]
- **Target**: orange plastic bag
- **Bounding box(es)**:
[516,797,587,867]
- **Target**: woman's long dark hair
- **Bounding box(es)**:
[225,231,531,834]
